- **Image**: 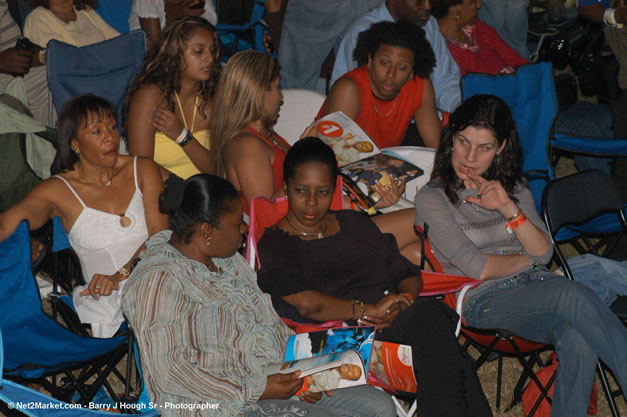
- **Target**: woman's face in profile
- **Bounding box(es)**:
[210,199,245,258]
[263,77,283,125]
[451,126,505,186]
[285,161,334,230]
[72,112,120,167]
[180,27,216,82]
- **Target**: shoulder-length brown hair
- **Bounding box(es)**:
[210,50,280,178]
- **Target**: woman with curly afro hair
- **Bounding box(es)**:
[125,16,220,181]
[318,20,440,150]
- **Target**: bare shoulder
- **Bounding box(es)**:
[329,77,360,98]
[131,84,167,107]
[225,131,270,157]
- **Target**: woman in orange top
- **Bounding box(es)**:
[318,21,441,150]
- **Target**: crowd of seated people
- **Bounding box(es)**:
[1,1,627,416]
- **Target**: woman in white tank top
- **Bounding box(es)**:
[0,94,168,338]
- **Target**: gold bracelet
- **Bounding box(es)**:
[506,208,523,222]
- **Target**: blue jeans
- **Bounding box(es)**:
[555,101,614,175]
[568,253,627,305]
[463,268,627,417]
[246,385,395,417]
[278,0,382,90]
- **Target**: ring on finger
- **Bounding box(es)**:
[95,285,101,290]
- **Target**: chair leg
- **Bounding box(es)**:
[496,353,503,409]
[597,361,621,417]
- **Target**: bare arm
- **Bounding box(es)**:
[127,85,160,159]
[399,276,422,299]
[226,134,278,205]
[282,290,410,326]
[413,79,441,149]
[0,182,56,241]
[321,78,361,120]
[137,157,169,235]
[138,17,161,48]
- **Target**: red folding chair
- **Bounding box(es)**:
[416,224,553,416]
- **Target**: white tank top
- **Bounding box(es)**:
[54,156,148,338]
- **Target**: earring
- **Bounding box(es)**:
[72,147,80,156]
[455,13,460,20]
[285,195,288,201]
[451,146,455,151]
[205,235,211,246]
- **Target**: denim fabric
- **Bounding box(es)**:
[554,101,614,175]
[463,267,627,417]
[478,0,530,60]
[247,385,395,417]
[568,253,627,305]
[278,0,383,90]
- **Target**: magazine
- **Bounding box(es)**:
[269,326,416,394]
[265,349,367,392]
[315,111,379,166]
[315,112,424,209]
[369,341,417,394]
[340,151,423,207]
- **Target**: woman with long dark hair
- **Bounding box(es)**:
[415,94,627,417]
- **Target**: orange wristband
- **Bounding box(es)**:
[505,213,527,233]
[403,292,415,302]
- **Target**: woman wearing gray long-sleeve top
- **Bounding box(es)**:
[415,94,627,417]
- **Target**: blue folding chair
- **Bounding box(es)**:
[215,0,268,60]
[0,327,160,416]
[46,31,146,129]
[461,62,627,246]
[0,221,129,405]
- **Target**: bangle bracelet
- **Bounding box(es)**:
[505,213,527,233]
[402,292,415,302]
[175,128,188,144]
[178,129,193,147]
[38,49,46,65]
[506,208,523,222]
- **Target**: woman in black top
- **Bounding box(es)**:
[257,137,492,417]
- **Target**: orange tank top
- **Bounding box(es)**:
[317,65,425,148]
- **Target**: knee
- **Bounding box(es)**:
[367,389,397,417]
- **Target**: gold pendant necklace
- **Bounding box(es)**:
[286,215,326,239]
[249,125,288,152]
[373,94,399,118]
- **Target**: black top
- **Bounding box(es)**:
[257,210,421,322]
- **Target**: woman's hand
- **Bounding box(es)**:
[373,177,405,209]
[80,273,121,299]
[299,122,318,139]
[463,173,513,212]
[260,372,304,399]
[363,293,412,328]
[300,389,333,404]
[150,108,185,142]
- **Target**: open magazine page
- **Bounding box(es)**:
[368,340,417,394]
[340,152,424,207]
[315,111,379,165]
[284,326,375,375]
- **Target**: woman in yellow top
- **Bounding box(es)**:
[125,16,220,180]
[25,0,119,48]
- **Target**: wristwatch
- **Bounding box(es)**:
[118,266,131,278]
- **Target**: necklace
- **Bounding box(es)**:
[174,92,198,133]
[248,125,289,152]
[373,94,399,118]
[286,215,326,239]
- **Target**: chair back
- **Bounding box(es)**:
[0,221,124,378]
[46,31,146,129]
[542,169,627,271]
[95,0,133,33]
[216,0,266,59]
[247,176,344,269]
[274,89,326,145]
[461,62,557,215]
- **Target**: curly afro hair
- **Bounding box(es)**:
[352,20,436,79]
